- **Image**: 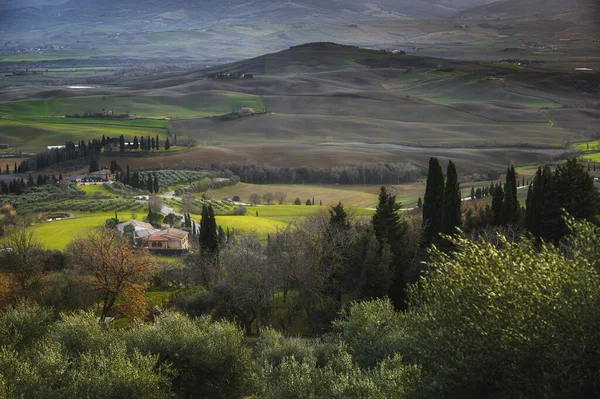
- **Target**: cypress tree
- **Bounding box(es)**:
[156,135,160,150]
[329,202,350,231]
[421,157,445,246]
[153,175,159,193]
[372,186,408,309]
[492,184,504,225]
[525,166,549,236]
[165,138,170,151]
[501,166,519,224]
[417,197,422,209]
[199,205,219,256]
[441,160,462,235]
[470,186,475,200]
[133,136,139,150]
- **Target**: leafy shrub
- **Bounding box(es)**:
[121,311,255,399]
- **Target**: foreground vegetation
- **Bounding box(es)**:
[0,156,598,397]
[1,217,599,398]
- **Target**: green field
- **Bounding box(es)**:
[245,205,373,222]
[574,141,600,151]
[32,211,132,250]
[0,94,264,119]
[77,184,117,197]
[0,55,92,62]
[192,214,287,237]
[0,117,169,151]
[581,152,600,162]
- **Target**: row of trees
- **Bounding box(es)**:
[115,134,171,153]
[211,161,422,185]
[19,139,103,172]
[116,166,160,193]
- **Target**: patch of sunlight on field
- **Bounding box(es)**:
[245,205,374,222]
[192,214,287,236]
[581,152,600,162]
[77,184,116,197]
[574,141,600,151]
[32,212,132,250]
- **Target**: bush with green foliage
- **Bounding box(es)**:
[121,311,254,399]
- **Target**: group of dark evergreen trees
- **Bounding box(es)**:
[424,156,600,244]
[115,166,159,193]
[115,134,170,153]
[11,134,174,174]
[421,158,463,246]
[211,161,421,185]
[18,139,103,173]
[0,173,63,195]
[525,158,599,242]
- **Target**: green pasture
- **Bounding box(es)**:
[0,117,169,151]
[581,152,600,162]
[0,93,264,119]
[77,184,117,197]
[245,204,373,222]
[32,211,132,250]
[0,55,91,62]
[192,214,287,237]
[574,141,600,151]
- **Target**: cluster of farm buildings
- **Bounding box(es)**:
[117,220,189,250]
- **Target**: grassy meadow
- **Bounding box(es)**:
[0,117,170,151]
[0,93,264,119]
[32,211,133,250]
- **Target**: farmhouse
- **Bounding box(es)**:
[116,220,189,250]
[0,144,9,150]
[149,228,189,250]
[73,170,114,184]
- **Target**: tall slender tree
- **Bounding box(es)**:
[199,205,219,257]
[422,157,445,246]
[441,160,462,235]
[492,184,504,225]
[501,166,519,224]
[372,186,408,309]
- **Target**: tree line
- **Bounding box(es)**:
[211,161,422,185]
[115,165,160,193]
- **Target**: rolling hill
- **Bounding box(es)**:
[2,43,594,176]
